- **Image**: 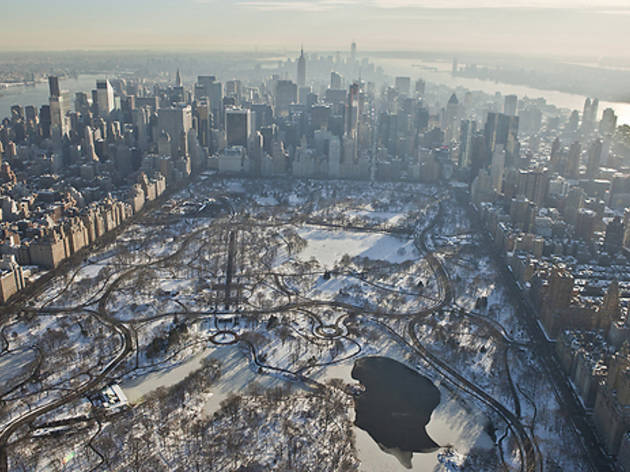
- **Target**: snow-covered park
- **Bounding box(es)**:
[1,178,589,472]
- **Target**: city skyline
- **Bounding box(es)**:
[1,3,630,471]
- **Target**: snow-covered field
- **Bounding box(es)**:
[0,347,38,395]
[296,226,419,267]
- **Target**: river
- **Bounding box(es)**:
[4,61,627,128]
[375,57,630,126]
[0,74,103,119]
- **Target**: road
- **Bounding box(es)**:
[0,185,598,472]
[464,200,614,472]
[0,225,211,472]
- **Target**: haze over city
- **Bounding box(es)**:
[0,1,630,471]
[3,0,630,57]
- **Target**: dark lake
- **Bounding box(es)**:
[351,356,441,455]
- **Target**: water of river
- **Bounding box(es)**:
[4,60,627,127]
[375,57,630,127]
[0,74,103,120]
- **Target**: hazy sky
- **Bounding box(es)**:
[2,0,630,58]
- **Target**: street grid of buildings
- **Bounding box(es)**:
[0,46,629,470]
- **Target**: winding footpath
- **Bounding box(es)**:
[407,199,539,472]
[0,189,548,472]
[0,226,211,472]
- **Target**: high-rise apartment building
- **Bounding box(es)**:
[274,80,297,117]
[330,72,342,89]
[394,77,411,97]
[157,105,193,157]
[225,108,252,147]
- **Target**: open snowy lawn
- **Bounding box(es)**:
[0,347,38,395]
[296,226,419,268]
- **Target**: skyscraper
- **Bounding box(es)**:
[484,112,519,167]
[39,105,51,138]
[490,145,505,192]
[591,98,599,123]
[458,120,476,169]
[157,105,193,157]
[274,80,297,117]
[504,95,518,117]
[394,77,410,98]
[345,83,360,162]
[345,83,360,139]
[95,80,114,116]
[583,98,592,125]
[445,93,459,143]
[586,139,603,178]
[48,76,70,138]
[415,79,426,97]
[600,108,617,135]
[75,92,90,117]
[330,72,342,89]
[581,97,598,133]
[225,108,252,147]
[566,141,581,178]
[196,75,216,99]
[194,98,211,148]
[46,75,71,138]
[567,110,580,134]
[297,47,306,87]
[49,95,67,138]
[48,76,60,98]
[351,42,357,62]
[197,76,223,130]
[175,68,182,88]
[83,126,98,161]
[604,217,624,254]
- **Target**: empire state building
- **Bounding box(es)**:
[297,46,306,87]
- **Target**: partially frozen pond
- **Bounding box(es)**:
[320,359,493,471]
[122,348,216,404]
[121,339,492,471]
[121,344,291,408]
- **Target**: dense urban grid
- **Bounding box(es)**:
[0,44,629,471]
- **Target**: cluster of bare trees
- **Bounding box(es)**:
[84,361,221,471]
[202,383,358,472]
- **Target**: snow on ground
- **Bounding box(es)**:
[254,195,279,206]
[296,226,419,268]
[123,348,213,403]
[201,344,296,417]
[225,180,246,193]
[344,208,407,225]
[0,347,38,395]
[4,180,592,472]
